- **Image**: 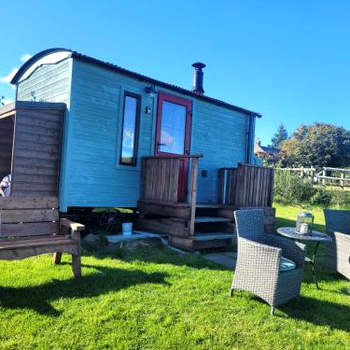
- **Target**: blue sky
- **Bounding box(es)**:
[1,0,349,145]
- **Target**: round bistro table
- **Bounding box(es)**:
[276,227,332,289]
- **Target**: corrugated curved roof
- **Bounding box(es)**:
[11,48,262,118]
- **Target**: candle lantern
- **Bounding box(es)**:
[296,212,314,235]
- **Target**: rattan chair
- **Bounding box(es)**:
[323,209,350,280]
[230,209,305,315]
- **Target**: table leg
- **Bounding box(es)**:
[311,242,320,289]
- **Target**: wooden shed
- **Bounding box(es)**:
[0,101,64,197]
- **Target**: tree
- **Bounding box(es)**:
[271,123,288,148]
[280,123,350,168]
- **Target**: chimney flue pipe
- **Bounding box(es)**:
[192,62,206,95]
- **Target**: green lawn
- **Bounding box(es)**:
[1,205,350,349]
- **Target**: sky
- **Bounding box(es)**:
[1,0,349,145]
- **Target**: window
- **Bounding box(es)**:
[120,92,141,165]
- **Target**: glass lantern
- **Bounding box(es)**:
[296,212,314,235]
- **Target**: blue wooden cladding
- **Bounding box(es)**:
[14,49,259,211]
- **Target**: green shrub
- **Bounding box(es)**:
[274,170,315,204]
[309,188,332,206]
[330,190,350,208]
[274,170,350,208]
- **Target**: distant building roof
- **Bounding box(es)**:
[11,48,262,118]
[254,142,280,155]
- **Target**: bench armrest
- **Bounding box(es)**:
[60,218,85,233]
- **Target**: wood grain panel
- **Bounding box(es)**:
[0,197,58,209]
[11,183,57,193]
[0,222,59,236]
[141,157,180,203]
[10,107,63,198]
[218,164,274,207]
[0,208,59,223]
[0,116,14,179]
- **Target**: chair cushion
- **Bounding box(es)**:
[280,256,296,272]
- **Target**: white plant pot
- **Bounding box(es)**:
[122,222,133,236]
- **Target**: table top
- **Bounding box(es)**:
[277,227,332,243]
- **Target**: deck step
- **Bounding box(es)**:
[195,203,234,209]
[168,232,233,251]
[193,233,233,241]
[194,216,232,223]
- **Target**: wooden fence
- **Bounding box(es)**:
[0,102,65,198]
[276,167,350,188]
[219,164,274,207]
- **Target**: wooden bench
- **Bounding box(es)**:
[0,197,84,277]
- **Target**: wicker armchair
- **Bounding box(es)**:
[230,209,305,315]
[323,209,350,280]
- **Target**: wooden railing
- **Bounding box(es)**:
[219,164,274,207]
[316,167,350,187]
[276,167,350,188]
[140,154,202,204]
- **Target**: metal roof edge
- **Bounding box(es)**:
[10,48,72,85]
[72,51,262,118]
[10,47,262,118]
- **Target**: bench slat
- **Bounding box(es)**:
[0,197,58,209]
[0,209,59,224]
[0,222,59,236]
[0,236,74,250]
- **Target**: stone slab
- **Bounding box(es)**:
[203,251,237,269]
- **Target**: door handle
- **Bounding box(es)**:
[157,143,166,151]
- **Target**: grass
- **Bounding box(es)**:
[0,205,350,349]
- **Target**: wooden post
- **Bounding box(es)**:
[52,252,62,264]
[311,168,315,186]
[71,229,81,278]
[189,157,199,236]
[341,171,345,189]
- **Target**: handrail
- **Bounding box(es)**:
[142,154,203,160]
[322,167,350,173]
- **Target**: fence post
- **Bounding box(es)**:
[322,169,326,186]
[341,171,345,189]
[311,168,315,186]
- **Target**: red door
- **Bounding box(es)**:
[155,91,192,202]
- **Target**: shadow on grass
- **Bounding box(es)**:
[104,245,233,272]
[280,295,350,332]
[0,263,169,316]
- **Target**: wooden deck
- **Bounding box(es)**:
[137,157,275,251]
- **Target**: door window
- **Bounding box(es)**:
[159,101,187,154]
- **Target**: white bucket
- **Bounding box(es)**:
[122,222,133,236]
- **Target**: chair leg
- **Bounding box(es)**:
[229,288,234,297]
[52,252,62,265]
[270,306,275,316]
[72,254,81,278]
